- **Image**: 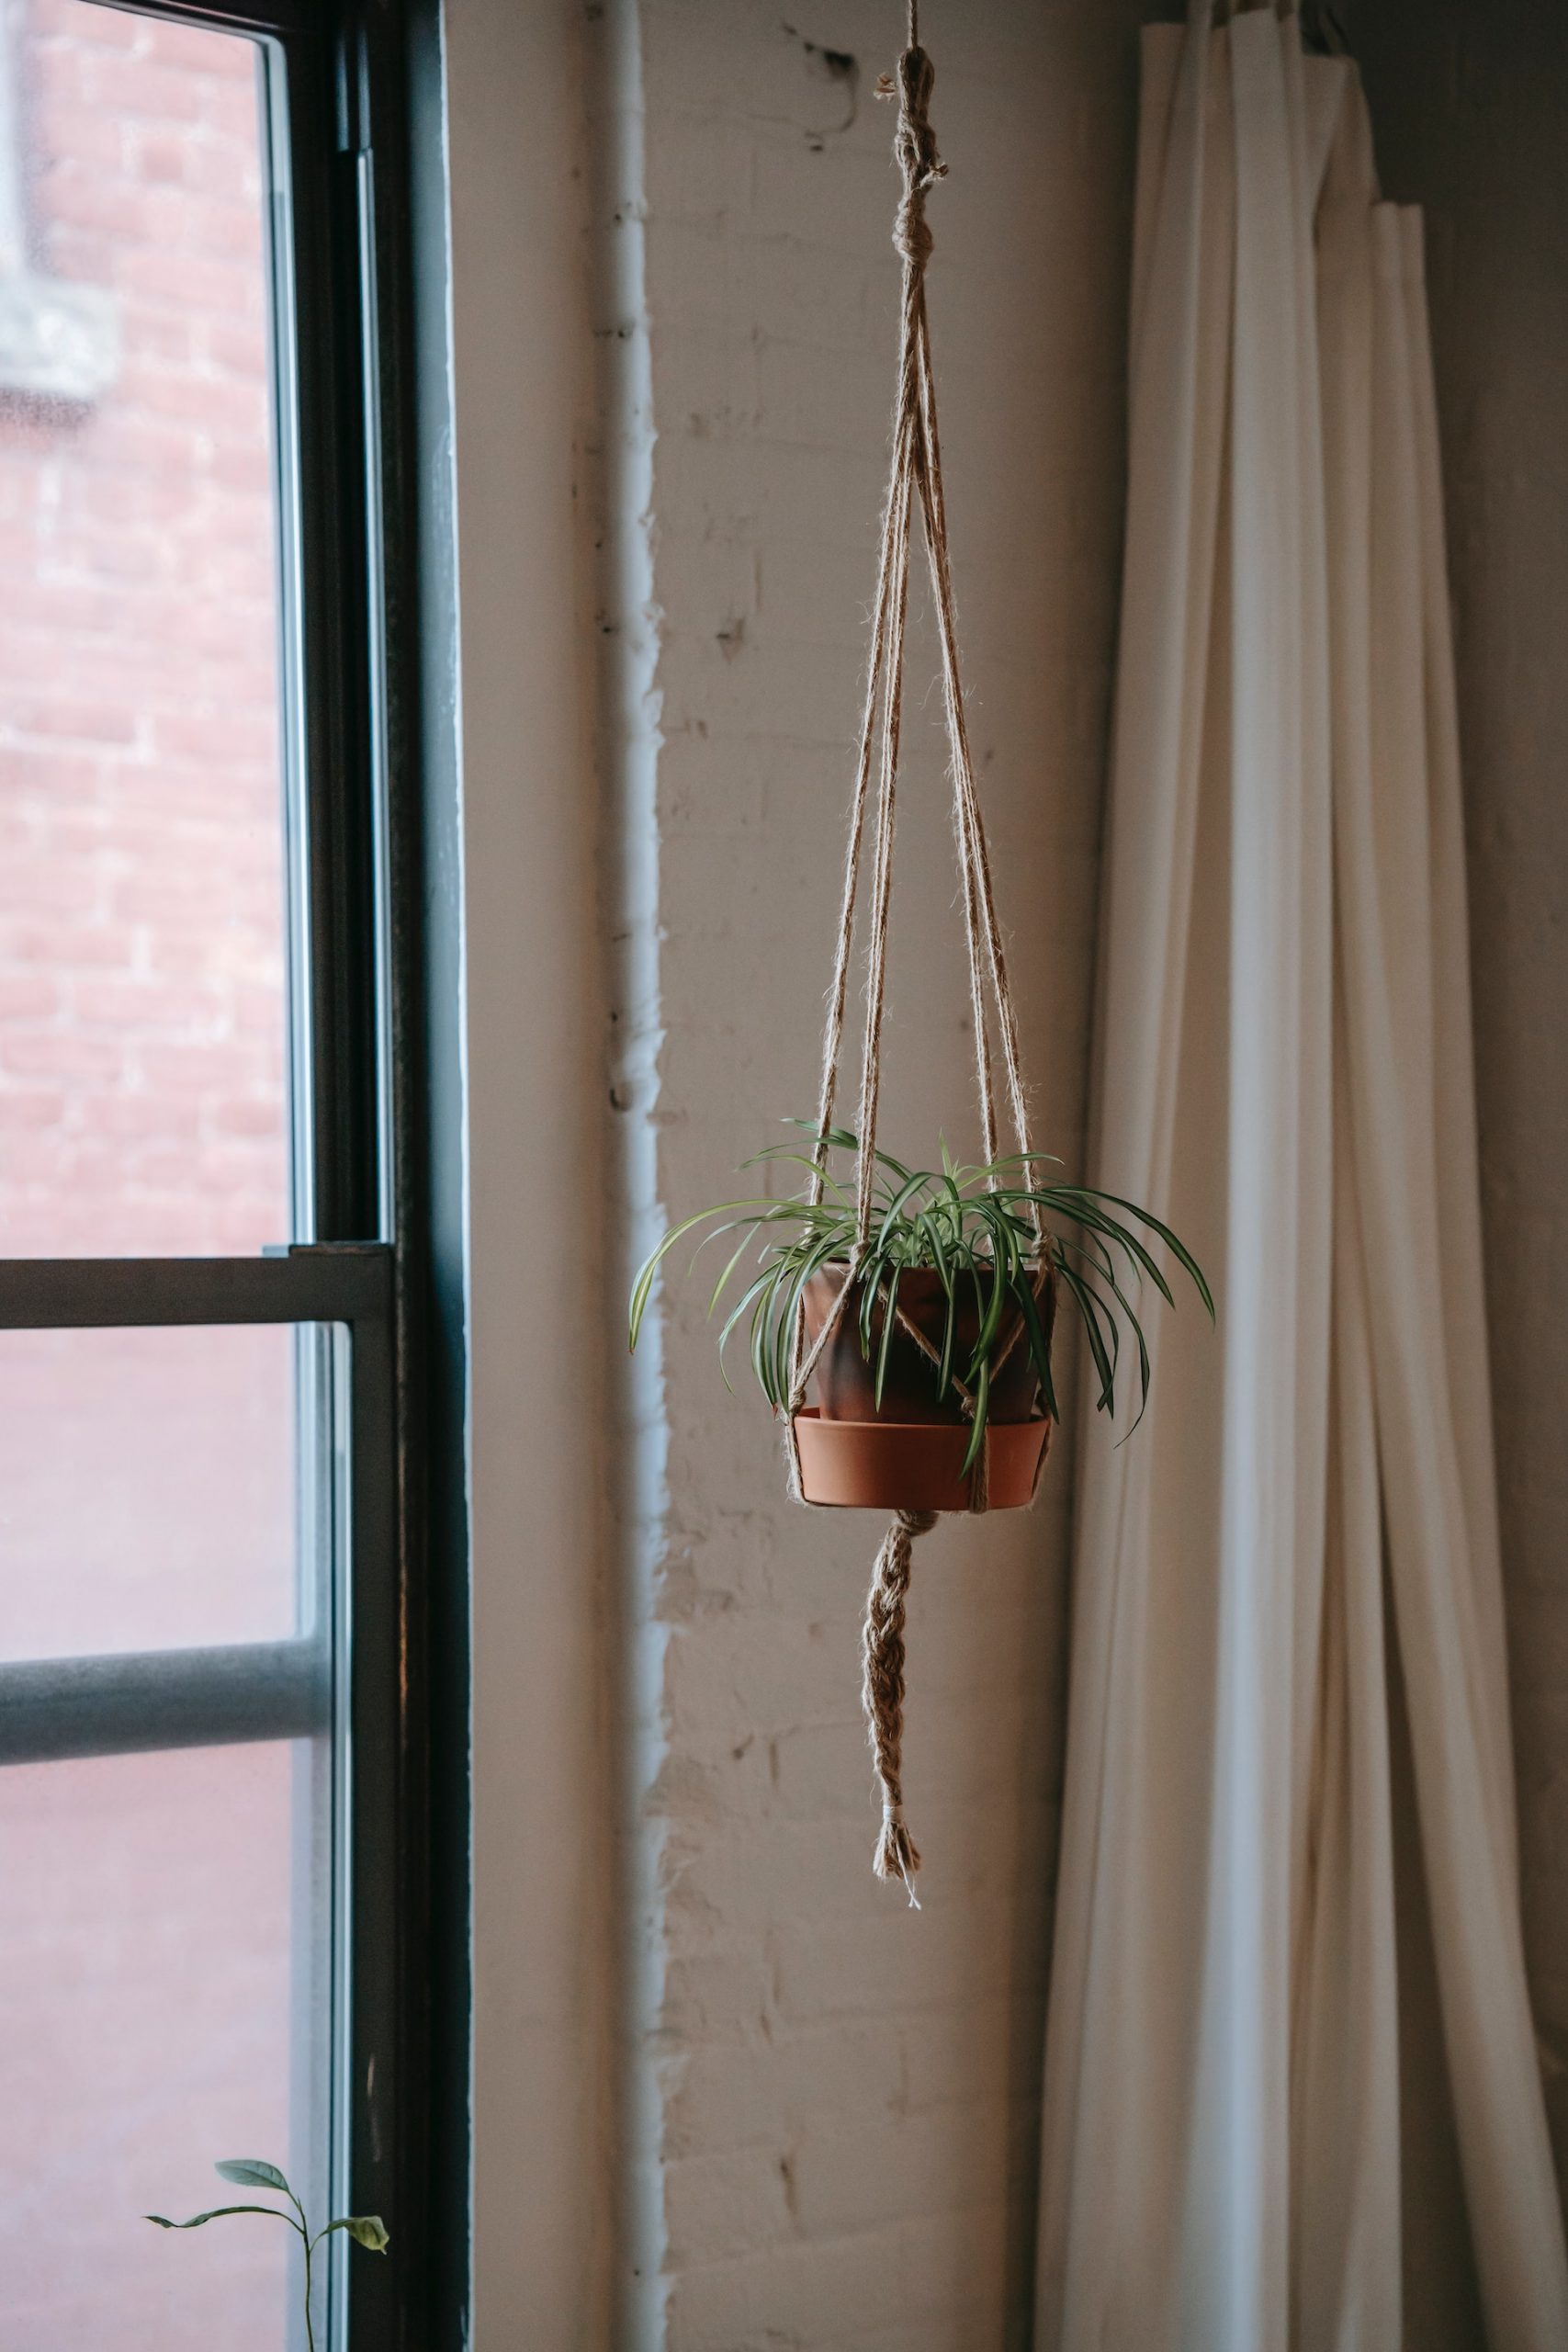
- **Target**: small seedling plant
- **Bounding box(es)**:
[147,2157,387,2351]
[630,1122,1212,1470]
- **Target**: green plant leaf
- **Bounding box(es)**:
[784,1116,856,1150]
[215,2160,291,2195]
[973,1150,1066,1178]
[937,1269,958,1402]
[716,1266,776,1396]
[765,1241,813,1408]
[684,1208,781,1281]
[868,1142,912,1186]
[743,1148,855,1206]
[773,1231,846,1408]
[750,1263,783,1404]
[1016,1264,1059,1422]
[1058,1238,1152,1426]
[960,1353,990,1480]
[318,2214,390,2254]
[633,1124,1208,1441]
[959,1257,987,1389]
[913,1209,950,1290]
[937,1164,967,1236]
[1061,1189,1214,1318]
[874,1264,903,1412]
[147,2204,302,2235]
[705,1227,764,1319]
[629,1199,782,1350]
[1056,1261,1118,1413]
[783,1117,912,1188]
[1081,1211,1174,1305]
[1038,1190,1175,1307]
[964,1210,1010,1373]
[877,1168,934,1250]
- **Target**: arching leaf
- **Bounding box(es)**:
[147,2204,301,2236]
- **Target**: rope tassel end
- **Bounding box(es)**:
[874,1803,922,1907]
[863,1508,937,1901]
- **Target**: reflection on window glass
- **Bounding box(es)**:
[0,2,290,1258]
[0,1323,306,1661]
[0,1741,319,2351]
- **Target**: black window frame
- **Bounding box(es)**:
[0,1,465,2344]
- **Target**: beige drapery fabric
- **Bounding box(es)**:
[1035,10,1568,2347]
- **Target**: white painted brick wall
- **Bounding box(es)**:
[604,4,1148,2343]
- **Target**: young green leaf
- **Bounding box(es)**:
[147,2204,301,2235]
[317,2214,390,2254]
[877,1168,934,1250]
[215,2159,291,2195]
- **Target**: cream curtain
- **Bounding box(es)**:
[1035,9,1568,2347]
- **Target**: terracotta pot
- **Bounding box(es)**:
[793,1407,1051,1513]
[794,1262,1055,1511]
[801,1264,1050,1423]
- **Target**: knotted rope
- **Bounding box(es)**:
[783,7,1043,1893]
[863,1508,938,1903]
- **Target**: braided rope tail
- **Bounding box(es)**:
[863,1508,939,1903]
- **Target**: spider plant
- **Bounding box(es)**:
[629,1122,1212,1475]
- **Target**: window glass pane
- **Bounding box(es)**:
[0,1322,320,1661]
[0,1739,325,2350]
[0,5,292,1257]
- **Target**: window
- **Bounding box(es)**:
[0,3,446,2346]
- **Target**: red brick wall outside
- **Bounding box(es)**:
[0,0,288,1261]
[0,5,301,2346]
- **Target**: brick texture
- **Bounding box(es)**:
[0,0,287,1264]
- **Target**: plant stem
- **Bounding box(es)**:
[283,2188,316,2352]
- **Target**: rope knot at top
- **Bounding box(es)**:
[875,46,946,270]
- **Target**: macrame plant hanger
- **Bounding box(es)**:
[782,2,1046,1903]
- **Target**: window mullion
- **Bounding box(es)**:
[0,1636,332,1767]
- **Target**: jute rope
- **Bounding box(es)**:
[863,1509,938,1902]
[783,6,1043,1894]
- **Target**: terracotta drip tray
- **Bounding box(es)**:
[793,1408,1051,1513]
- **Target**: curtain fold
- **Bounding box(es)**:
[1035,11,1568,2348]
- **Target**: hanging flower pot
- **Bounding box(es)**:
[630,1123,1204,1524]
[630,1123,1209,1901]
[793,1261,1053,1514]
[627,12,1214,1898]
